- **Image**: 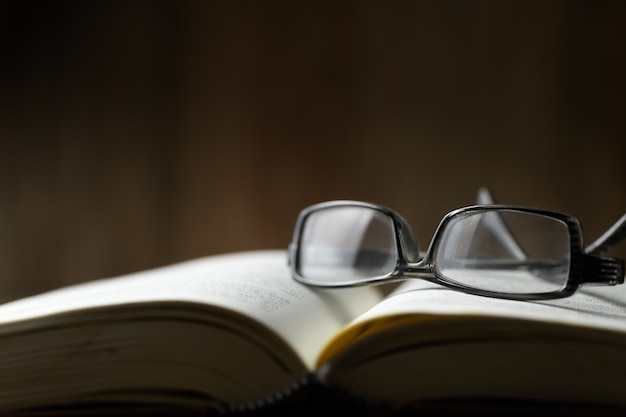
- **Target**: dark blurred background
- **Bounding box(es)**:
[1,0,625,303]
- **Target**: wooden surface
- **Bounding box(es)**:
[1,0,625,303]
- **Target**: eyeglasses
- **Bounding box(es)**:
[288,191,626,300]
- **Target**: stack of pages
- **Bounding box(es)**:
[0,250,625,413]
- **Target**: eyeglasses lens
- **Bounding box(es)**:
[435,210,571,295]
[297,207,398,283]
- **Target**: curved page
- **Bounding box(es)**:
[0,250,382,411]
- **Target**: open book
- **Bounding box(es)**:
[0,249,625,414]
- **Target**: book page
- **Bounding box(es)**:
[360,279,626,331]
[316,278,626,409]
[318,278,626,365]
[0,250,382,369]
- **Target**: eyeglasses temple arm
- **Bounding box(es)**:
[476,187,528,261]
[585,212,626,255]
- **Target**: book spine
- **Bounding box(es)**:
[220,373,316,414]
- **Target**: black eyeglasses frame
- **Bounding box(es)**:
[288,201,625,301]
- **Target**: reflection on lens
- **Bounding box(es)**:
[297,206,398,283]
[434,210,570,295]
